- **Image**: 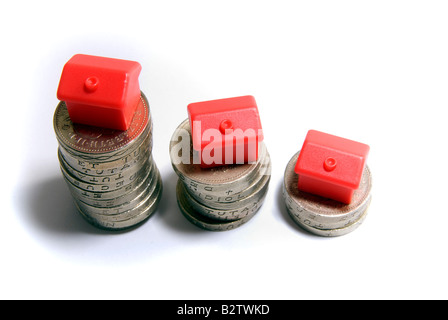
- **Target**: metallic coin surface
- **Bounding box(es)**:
[181,174,270,221]
[291,203,371,237]
[76,173,163,231]
[75,167,158,215]
[80,170,162,221]
[58,121,153,170]
[59,148,151,185]
[68,161,156,207]
[59,154,152,193]
[186,152,272,207]
[63,160,153,202]
[176,179,261,231]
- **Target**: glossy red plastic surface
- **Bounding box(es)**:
[294,130,370,204]
[57,54,142,131]
[187,95,263,168]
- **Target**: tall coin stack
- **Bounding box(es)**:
[170,119,271,231]
[54,93,163,231]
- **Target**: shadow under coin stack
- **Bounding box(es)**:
[53,55,162,231]
[170,96,271,231]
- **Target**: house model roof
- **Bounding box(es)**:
[57,54,142,131]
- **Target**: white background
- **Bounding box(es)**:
[2,0,447,300]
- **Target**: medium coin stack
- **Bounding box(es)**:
[54,93,163,231]
[283,151,372,237]
[170,119,271,231]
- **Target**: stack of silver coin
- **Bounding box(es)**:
[53,93,163,231]
[283,151,372,237]
[170,119,271,231]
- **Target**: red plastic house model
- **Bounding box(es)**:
[294,130,370,204]
[57,54,142,131]
[188,95,264,168]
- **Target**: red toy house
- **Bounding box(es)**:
[187,95,264,168]
[294,130,370,204]
[57,54,142,131]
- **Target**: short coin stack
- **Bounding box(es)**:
[54,93,163,231]
[170,119,271,231]
[283,151,372,237]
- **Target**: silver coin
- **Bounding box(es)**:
[78,167,161,218]
[181,172,270,221]
[58,123,153,171]
[68,160,156,207]
[186,151,272,207]
[290,204,370,237]
[176,179,261,231]
[59,143,151,178]
[54,92,151,158]
[170,118,268,196]
[283,151,372,236]
[74,164,157,213]
[58,155,152,193]
[75,167,158,215]
[186,154,271,211]
[62,158,154,201]
[58,116,154,163]
[58,147,152,186]
[76,171,163,231]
